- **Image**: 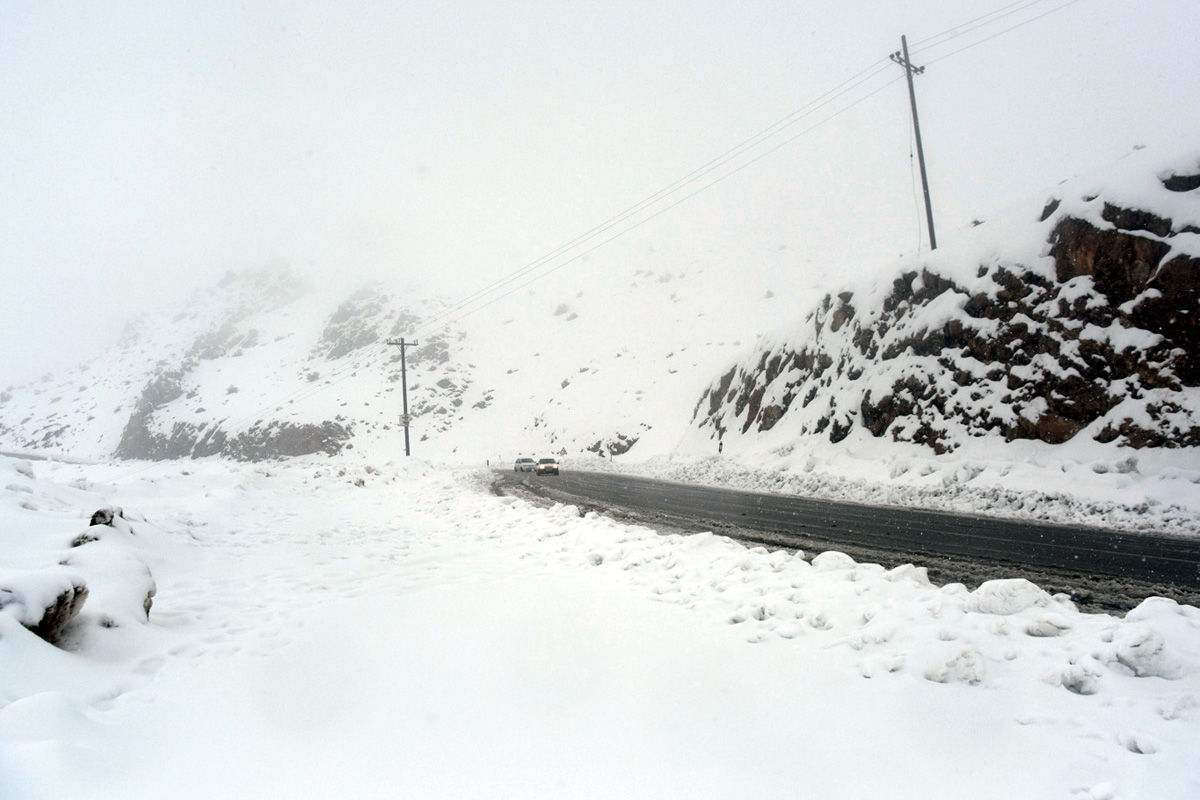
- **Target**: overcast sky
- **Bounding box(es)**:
[2,0,1198,384]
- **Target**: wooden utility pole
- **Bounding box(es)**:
[386,337,419,456]
[891,35,937,251]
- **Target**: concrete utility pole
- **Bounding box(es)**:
[385,337,420,456]
[890,34,937,251]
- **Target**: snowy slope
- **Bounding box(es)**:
[0,234,800,465]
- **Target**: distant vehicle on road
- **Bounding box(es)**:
[535,457,560,476]
[514,458,536,472]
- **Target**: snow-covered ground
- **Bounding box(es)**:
[2,452,1198,799]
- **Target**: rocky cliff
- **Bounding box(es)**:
[694,142,1200,453]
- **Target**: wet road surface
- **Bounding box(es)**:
[493,469,1200,613]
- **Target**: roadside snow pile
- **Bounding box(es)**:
[2,456,1199,798]
[694,138,1200,454]
[520,497,1200,695]
[613,444,1200,535]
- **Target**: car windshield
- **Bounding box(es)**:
[538,458,556,464]
[517,458,534,463]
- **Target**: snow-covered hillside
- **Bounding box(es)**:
[3,139,1199,534]
[693,139,1200,455]
[0,240,795,465]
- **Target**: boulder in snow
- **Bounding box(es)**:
[0,567,89,643]
[89,506,125,527]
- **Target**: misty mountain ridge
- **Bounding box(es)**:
[2,138,1198,473]
[0,238,786,463]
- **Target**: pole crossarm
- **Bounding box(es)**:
[888,51,925,75]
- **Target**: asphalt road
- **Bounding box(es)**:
[493,469,1200,612]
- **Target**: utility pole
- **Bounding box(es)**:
[891,34,937,251]
[385,337,419,456]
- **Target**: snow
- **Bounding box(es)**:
[0,126,1198,798]
[2,453,1198,798]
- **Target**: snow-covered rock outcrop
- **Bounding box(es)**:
[694,140,1200,453]
[0,566,89,642]
[0,503,158,644]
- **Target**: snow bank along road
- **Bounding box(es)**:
[494,470,1200,612]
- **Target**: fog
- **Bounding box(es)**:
[2,0,1198,385]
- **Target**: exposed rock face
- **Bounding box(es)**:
[113,350,353,460]
[225,420,354,460]
[190,322,260,361]
[587,432,641,457]
[0,569,89,643]
[694,160,1200,452]
[110,271,359,461]
[316,288,393,360]
[116,408,353,461]
[29,585,89,642]
[89,506,125,527]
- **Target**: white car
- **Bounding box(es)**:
[535,457,560,476]
[514,458,536,472]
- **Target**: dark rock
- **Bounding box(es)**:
[693,207,1200,451]
[190,322,252,360]
[71,527,106,547]
[89,506,123,527]
[1049,218,1170,305]
[1035,413,1082,445]
[1039,197,1061,221]
[115,366,192,459]
[587,431,645,456]
[1100,204,1172,237]
[317,290,388,360]
[30,585,89,643]
[116,417,352,462]
[759,404,784,431]
[1162,172,1200,192]
[226,421,354,460]
[0,578,89,644]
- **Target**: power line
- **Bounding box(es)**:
[414,76,904,339]
[102,0,1092,482]
[412,59,896,335]
[908,116,923,254]
[409,1,1091,339]
[911,0,1050,52]
[207,65,904,443]
[923,0,1087,66]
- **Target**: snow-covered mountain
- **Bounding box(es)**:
[0,235,793,464]
[691,139,1200,455]
[3,138,1199,480]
